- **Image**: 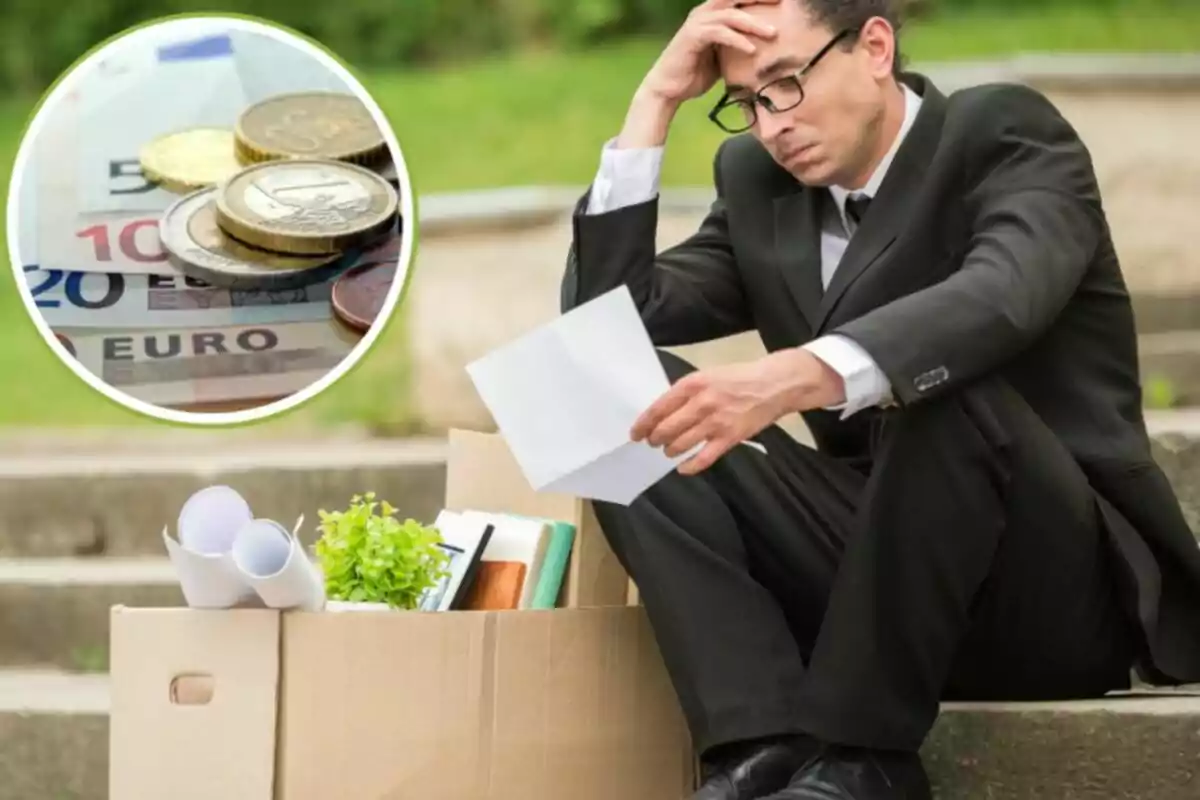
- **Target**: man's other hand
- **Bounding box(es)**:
[631,347,845,475]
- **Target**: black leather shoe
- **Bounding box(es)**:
[691,737,820,800]
[761,746,931,800]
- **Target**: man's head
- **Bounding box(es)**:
[712,0,906,188]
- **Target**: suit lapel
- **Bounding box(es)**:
[773,186,825,331]
[814,75,948,332]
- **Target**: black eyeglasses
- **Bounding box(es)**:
[709,28,859,134]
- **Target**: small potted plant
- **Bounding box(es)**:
[313,492,450,610]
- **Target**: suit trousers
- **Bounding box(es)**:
[593,351,1139,756]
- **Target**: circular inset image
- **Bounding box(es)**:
[6,15,414,424]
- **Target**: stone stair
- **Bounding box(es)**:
[0,423,1198,799]
[0,671,107,800]
[926,691,1200,798]
[0,559,179,671]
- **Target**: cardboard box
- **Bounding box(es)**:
[110,429,694,799]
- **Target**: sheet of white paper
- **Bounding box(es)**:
[544,439,684,506]
[466,285,691,506]
[163,527,260,609]
[230,518,326,611]
[177,485,252,555]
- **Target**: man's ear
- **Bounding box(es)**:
[858,17,896,79]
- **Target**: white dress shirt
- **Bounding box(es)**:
[585,85,923,419]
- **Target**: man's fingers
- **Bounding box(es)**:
[632,382,694,442]
[646,393,709,450]
[662,414,711,459]
[701,0,782,11]
[698,24,759,55]
[693,8,778,43]
[709,8,779,39]
[654,390,714,454]
[678,438,733,476]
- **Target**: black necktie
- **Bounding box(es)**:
[846,193,872,228]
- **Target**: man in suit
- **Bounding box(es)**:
[561,0,1200,798]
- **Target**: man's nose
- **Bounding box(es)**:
[756,108,792,143]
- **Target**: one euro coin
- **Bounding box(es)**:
[160,186,343,290]
[214,159,398,256]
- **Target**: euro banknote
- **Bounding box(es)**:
[23,230,402,329]
[54,319,360,410]
[24,267,337,329]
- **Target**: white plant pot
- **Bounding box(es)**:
[324,600,394,612]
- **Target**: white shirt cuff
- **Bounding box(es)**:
[586,137,664,215]
[802,335,893,418]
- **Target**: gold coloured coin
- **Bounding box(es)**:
[139,128,244,194]
[234,91,388,165]
[215,159,399,256]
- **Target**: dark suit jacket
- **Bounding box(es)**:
[561,73,1200,685]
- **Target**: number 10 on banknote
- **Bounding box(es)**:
[30,153,176,275]
[66,157,170,272]
[77,217,167,267]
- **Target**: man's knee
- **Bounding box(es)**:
[883,379,1016,463]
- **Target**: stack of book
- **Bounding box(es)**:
[416,509,576,612]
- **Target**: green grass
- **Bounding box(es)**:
[1,4,1198,430]
[377,4,1200,193]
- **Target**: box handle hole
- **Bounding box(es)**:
[170,673,215,705]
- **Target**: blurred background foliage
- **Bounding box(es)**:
[0,0,1194,94]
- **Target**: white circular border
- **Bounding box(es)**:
[5,14,417,427]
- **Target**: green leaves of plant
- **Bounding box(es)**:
[314,491,450,610]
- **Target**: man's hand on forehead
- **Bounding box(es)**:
[613,0,781,148]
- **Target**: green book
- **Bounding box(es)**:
[513,515,576,609]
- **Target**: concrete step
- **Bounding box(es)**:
[1135,293,1200,336]
[1,417,1199,559]
[1140,331,1200,406]
[925,691,1200,799]
[1146,410,1200,535]
[0,559,180,671]
[0,670,1195,800]
[0,436,448,558]
[0,671,107,800]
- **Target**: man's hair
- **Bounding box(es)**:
[798,0,906,77]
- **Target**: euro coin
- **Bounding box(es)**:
[139,128,244,194]
[55,332,77,358]
[214,159,398,256]
[160,186,344,290]
[331,259,397,333]
[376,158,400,189]
[234,91,388,165]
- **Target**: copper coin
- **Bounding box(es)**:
[331,259,397,333]
[55,332,76,358]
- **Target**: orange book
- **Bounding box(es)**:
[462,561,526,610]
